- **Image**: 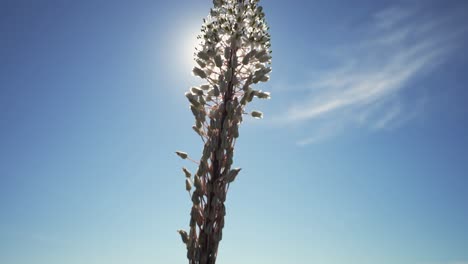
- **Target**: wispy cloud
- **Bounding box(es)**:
[273,5,465,145]
[372,101,402,130]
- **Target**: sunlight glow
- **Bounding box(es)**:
[175,23,202,75]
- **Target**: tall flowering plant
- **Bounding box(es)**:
[175,0,271,263]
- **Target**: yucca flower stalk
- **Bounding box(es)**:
[176,0,271,263]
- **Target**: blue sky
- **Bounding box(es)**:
[1,0,467,264]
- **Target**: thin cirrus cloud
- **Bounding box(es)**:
[274,6,464,145]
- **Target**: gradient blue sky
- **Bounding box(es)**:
[1,0,467,264]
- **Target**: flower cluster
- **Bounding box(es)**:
[176,0,271,263]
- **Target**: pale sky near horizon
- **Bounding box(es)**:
[1,0,468,264]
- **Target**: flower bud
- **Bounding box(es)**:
[251,110,263,119]
[225,168,241,183]
[261,67,272,75]
[196,59,206,68]
[210,8,218,16]
[235,107,242,117]
[233,97,239,107]
[258,54,271,63]
[197,51,210,61]
[185,178,192,191]
[194,175,202,189]
[260,75,269,82]
[224,47,230,60]
[192,125,203,137]
[253,67,269,82]
[192,207,203,226]
[193,67,207,79]
[191,86,204,96]
[190,105,199,117]
[247,49,257,58]
[232,76,239,85]
[226,155,233,167]
[255,90,271,99]
[197,161,207,176]
[240,94,248,105]
[176,151,188,159]
[182,167,191,178]
[213,0,223,7]
[221,137,228,149]
[199,95,206,105]
[202,146,211,161]
[215,55,223,67]
[196,111,206,123]
[231,123,239,138]
[219,80,226,93]
[247,90,255,102]
[207,49,216,57]
[185,92,200,107]
[200,84,210,90]
[196,120,202,129]
[209,118,216,128]
[255,49,267,59]
[242,54,250,65]
[213,85,220,96]
[191,192,200,205]
[177,230,189,244]
[252,75,261,84]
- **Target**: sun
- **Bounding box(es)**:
[175,23,202,75]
